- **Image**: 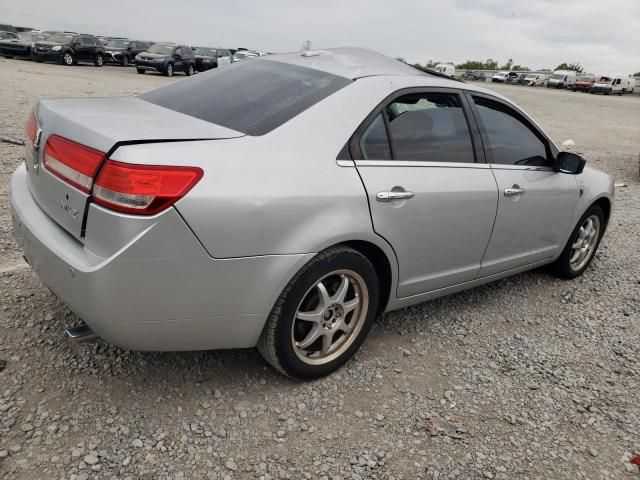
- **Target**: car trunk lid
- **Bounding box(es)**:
[26,96,243,242]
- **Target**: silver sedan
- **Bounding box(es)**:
[11,48,614,379]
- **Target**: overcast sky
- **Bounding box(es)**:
[3,0,639,73]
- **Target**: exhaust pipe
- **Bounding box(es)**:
[66,323,98,343]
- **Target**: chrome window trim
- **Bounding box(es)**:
[354,160,489,169]
[489,164,554,172]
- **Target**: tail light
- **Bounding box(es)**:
[26,113,37,148]
[92,160,203,215]
[43,135,105,193]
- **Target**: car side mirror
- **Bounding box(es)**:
[557,152,586,175]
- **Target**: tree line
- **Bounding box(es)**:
[410,58,589,73]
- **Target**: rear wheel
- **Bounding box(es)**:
[258,246,379,380]
[94,53,104,67]
[185,63,194,76]
[164,63,174,77]
[551,205,605,279]
[62,52,74,66]
[136,68,145,74]
[121,55,129,67]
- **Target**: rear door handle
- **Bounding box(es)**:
[376,190,415,202]
[504,185,525,197]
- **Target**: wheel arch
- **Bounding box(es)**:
[592,196,611,227]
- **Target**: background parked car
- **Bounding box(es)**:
[0,31,19,40]
[523,73,547,86]
[548,70,577,89]
[0,31,48,58]
[492,71,518,83]
[232,50,260,62]
[104,39,153,66]
[31,33,105,66]
[462,70,486,81]
[591,75,624,95]
[506,72,527,85]
[0,24,18,33]
[434,63,455,77]
[573,74,597,92]
[135,43,195,76]
[192,47,232,71]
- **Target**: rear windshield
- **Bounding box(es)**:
[141,60,352,136]
[46,33,73,43]
[193,47,215,56]
[107,39,130,48]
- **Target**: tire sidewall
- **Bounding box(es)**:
[165,63,173,76]
[95,53,104,67]
[556,205,605,278]
[274,250,379,379]
[63,52,74,66]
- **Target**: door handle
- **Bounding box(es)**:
[504,185,525,197]
[376,190,415,202]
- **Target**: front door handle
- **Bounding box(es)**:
[376,190,415,202]
[504,185,525,197]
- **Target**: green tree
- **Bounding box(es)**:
[500,58,513,70]
[456,60,485,70]
[634,71,640,76]
[510,65,529,71]
[555,62,584,73]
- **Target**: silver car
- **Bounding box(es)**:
[11,48,614,379]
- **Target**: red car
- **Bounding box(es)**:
[573,74,596,92]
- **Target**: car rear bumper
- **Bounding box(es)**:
[11,163,313,351]
[0,45,30,57]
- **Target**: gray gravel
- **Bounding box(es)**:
[0,59,639,479]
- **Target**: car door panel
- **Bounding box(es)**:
[468,94,580,277]
[352,89,499,297]
[357,163,498,296]
[480,167,578,276]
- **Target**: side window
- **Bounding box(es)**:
[174,47,182,56]
[360,113,391,160]
[385,93,475,163]
[473,97,549,167]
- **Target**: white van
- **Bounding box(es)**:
[591,75,624,95]
[623,77,636,94]
[523,73,546,86]
[434,64,455,77]
[547,70,577,89]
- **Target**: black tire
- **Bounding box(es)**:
[164,63,174,77]
[62,51,74,66]
[136,68,145,74]
[185,63,194,76]
[121,55,129,67]
[258,246,380,380]
[94,53,104,67]
[551,205,605,279]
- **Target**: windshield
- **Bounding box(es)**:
[193,47,216,56]
[141,60,352,136]
[525,75,537,79]
[551,74,566,80]
[106,39,130,49]
[18,32,45,42]
[46,33,73,43]
[577,75,594,82]
[148,44,174,55]
[598,77,613,84]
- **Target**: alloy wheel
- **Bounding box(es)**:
[570,215,600,271]
[63,53,73,65]
[291,270,368,365]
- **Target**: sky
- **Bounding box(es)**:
[3,0,639,73]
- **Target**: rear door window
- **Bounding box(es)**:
[141,60,352,135]
[385,93,475,163]
[360,113,391,160]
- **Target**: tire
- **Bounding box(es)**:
[62,52,74,66]
[136,68,145,74]
[164,63,174,77]
[121,55,129,67]
[551,205,605,279]
[94,53,104,67]
[185,63,194,76]
[258,246,380,380]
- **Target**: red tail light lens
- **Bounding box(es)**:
[26,113,37,148]
[43,135,105,193]
[92,160,203,215]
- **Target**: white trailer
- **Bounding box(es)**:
[434,64,455,77]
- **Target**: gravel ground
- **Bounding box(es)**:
[0,59,639,480]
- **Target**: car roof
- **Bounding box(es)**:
[265,47,432,80]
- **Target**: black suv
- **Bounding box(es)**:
[31,33,106,66]
[135,43,195,77]
[0,31,49,58]
[104,38,154,66]
[192,47,233,72]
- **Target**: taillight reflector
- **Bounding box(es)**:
[26,113,37,148]
[43,135,105,193]
[92,160,203,215]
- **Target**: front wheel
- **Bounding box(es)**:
[164,63,173,77]
[136,67,145,74]
[121,55,129,67]
[94,53,104,67]
[551,205,605,279]
[62,52,74,66]
[185,63,194,76]
[258,246,379,380]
